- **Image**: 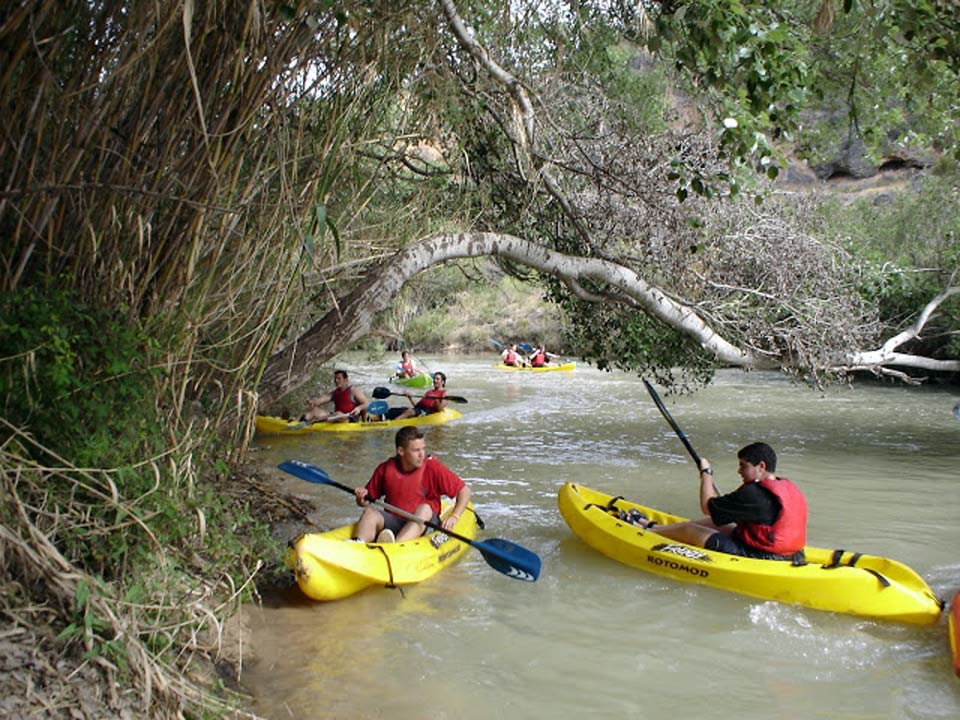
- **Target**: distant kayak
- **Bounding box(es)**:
[950,591,960,677]
[558,482,943,625]
[255,408,462,434]
[286,504,477,601]
[390,372,432,388]
[496,362,576,372]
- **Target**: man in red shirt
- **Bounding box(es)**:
[301,369,368,423]
[394,371,448,420]
[352,426,472,543]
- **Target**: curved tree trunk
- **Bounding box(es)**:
[256,232,764,404]
[257,232,959,406]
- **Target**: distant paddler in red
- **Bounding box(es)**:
[500,343,528,367]
[395,350,418,378]
[528,344,549,367]
[300,369,368,423]
[395,371,448,419]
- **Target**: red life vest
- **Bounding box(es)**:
[503,351,518,365]
[332,386,358,414]
[530,350,546,367]
[367,455,464,516]
[735,477,807,554]
[418,388,445,412]
[400,359,415,376]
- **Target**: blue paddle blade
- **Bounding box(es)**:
[475,538,541,582]
[367,400,389,416]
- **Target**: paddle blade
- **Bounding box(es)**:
[474,537,541,582]
[372,386,393,399]
[279,460,333,485]
[488,338,504,349]
[367,400,389,415]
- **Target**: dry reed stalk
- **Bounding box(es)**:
[1,425,265,718]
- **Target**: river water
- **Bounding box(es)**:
[242,357,960,720]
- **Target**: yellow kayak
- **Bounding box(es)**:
[558,482,944,625]
[256,407,462,435]
[950,591,960,677]
[496,361,576,372]
[285,504,478,601]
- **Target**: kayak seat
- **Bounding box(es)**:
[584,496,632,523]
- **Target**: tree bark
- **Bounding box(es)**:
[256,232,764,404]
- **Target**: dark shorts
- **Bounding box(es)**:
[381,510,441,536]
[706,532,804,562]
[413,403,431,417]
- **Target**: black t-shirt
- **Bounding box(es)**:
[707,481,781,527]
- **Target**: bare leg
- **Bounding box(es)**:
[353,507,385,542]
[395,504,433,542]
[647,518,733,548]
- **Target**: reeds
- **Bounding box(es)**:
[0,1,430,715]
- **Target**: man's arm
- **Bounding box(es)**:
[442,484,472,530]
[351,388,368,415]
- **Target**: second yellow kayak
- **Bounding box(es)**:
[558,482,943,625]
[256,407,462,434]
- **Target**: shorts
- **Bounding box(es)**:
[706,532,803,562]
[381,510,441,536]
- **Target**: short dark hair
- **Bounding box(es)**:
[738,442,777,472]
[395,425,425,448]
[433,371,446,385]
[334,369,348,381]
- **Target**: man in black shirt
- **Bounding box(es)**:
[634,442,807,561]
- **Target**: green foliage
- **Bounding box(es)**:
[648,0,811,177]
[646,0,960,184]
[0,282,164,467]
[812,173,960,359]
[555,287,717,390]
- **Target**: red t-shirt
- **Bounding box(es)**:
[364,455,465,516]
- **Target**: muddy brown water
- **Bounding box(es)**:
[241,359,960,719]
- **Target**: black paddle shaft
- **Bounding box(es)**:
[643,379,720,493]
[372,386,468,403]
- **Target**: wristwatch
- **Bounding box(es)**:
[699,467,713,475]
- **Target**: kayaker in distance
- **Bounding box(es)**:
[300,369,368,423]
[528,344,549,367]
[393,371,448,420]
[631,442,808,562]
[395,350,418,378]
[352,426,472,543]
[500,343,528,367]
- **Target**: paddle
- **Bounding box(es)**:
[278,460,541,582]
[366,400,389,417]
[372,386,468,403]
[642,379,719,493]
[285,412,350,430]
